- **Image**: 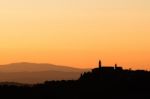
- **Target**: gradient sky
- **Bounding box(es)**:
[0,0,150,69]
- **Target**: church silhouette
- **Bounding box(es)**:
[92,60,123,73]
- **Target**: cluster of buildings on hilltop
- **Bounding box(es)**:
[92,60,123,73]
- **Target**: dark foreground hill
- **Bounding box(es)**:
[0,67,150,99]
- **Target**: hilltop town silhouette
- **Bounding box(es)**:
[0,60,150,99]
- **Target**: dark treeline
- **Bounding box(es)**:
[0,67,150,99]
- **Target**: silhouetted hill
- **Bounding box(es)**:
[0,61,150,99]
[0,62,90,83]
[0,65,149,99]
[0,67,149,99]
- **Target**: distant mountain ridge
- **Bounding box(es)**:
[0,62,88,72]
[0,62,90,84]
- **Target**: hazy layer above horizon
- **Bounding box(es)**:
[0,0,150,70]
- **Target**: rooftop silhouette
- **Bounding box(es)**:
[92,60,123,73]
[80,60,150,82]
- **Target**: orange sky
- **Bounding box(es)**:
[0,0,150,70]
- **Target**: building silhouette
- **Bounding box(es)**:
[92,60,123,73]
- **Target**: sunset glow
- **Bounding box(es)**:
[0,0,150,69]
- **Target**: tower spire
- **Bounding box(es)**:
[115,63,117,69]
[99,60,102,68]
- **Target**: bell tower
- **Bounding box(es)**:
[99,60,102,68]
